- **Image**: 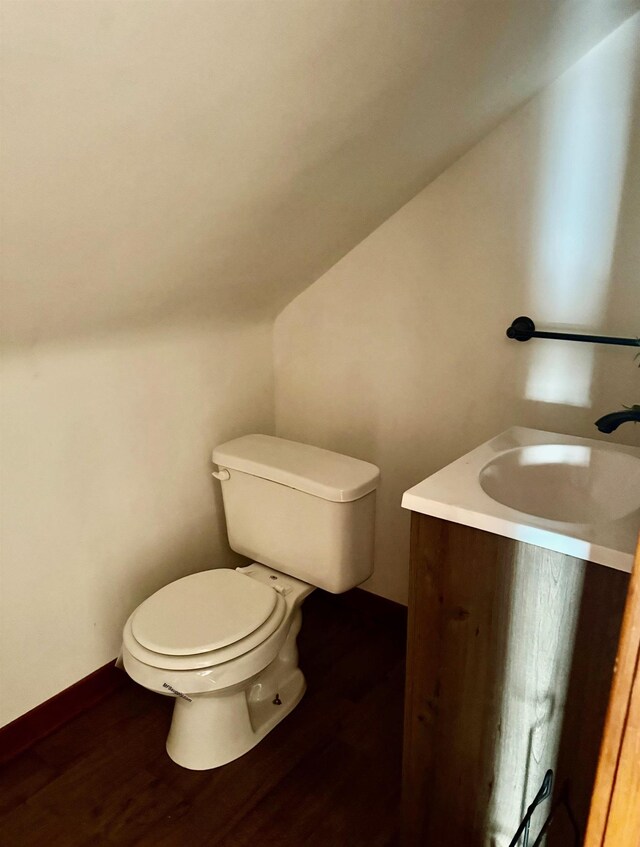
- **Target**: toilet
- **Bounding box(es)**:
[121,434,379,770]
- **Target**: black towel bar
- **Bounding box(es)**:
[506,316,639,347]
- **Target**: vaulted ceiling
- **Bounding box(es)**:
[2,0,638,345]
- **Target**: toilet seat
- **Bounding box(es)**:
[124,569,287,671]
[132,569,278,655]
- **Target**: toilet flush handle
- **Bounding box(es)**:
[211,468,230,481]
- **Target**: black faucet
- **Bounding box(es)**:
[595,405,640,433]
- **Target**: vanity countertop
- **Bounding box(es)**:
[401,427,640,572]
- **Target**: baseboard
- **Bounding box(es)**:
[0,588,405,767]
[307,584,408,628]
[354,586,408,615]
[0,660,126,765]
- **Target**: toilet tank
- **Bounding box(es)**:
[211,435,380,593]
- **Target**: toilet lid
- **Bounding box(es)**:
[131,569,278,656]
[123,592,286,670]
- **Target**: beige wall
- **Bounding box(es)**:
[0,322,273,726]
[2,1,634,346]
[274,16,640,605]
[1,3,638,727]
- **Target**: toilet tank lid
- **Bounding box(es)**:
[212,434,380,502]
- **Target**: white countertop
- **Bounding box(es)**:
[401,427,640,572]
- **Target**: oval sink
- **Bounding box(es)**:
[479,444,640,524]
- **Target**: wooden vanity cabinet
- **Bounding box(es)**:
[402,512,629,846]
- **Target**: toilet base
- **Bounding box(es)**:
[165,609,306,770]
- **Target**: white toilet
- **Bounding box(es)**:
[121,434,379,770]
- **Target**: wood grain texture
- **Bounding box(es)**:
[402,513,516,845]
[402,514,628,846]
[551,557,628,843]
[0,588,407,847]
[585,534,640,847]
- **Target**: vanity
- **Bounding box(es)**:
[400,428,640,846]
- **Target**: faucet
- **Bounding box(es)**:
[595,405,640,433]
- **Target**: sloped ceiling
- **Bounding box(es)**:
[2,0,638,346]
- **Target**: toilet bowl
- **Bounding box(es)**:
[122,563,314,769]
[121,434,380,770]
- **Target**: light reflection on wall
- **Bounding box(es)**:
[525,18,637,407]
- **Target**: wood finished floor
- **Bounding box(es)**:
[0,590,406,846]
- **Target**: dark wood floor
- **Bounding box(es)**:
[0,589,406,846]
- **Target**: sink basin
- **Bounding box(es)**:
[479,444,640,524]
[401,427,640,572]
